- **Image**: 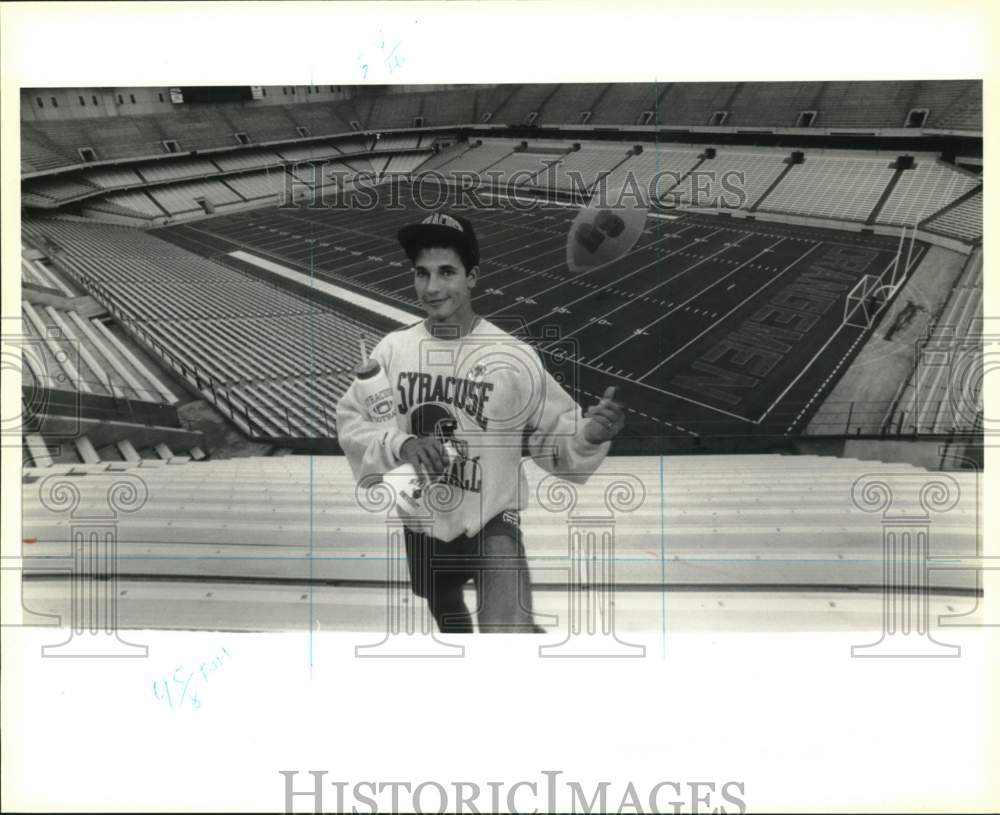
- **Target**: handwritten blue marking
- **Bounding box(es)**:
[152,646,231,711]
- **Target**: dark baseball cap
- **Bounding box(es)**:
[397,212,480,269]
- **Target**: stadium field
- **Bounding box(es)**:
[156,184,928,445]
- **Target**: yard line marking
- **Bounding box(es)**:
[513,227,724,329]
[637,239,819,381]
[591,237,781,365]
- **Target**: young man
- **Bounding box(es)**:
[336,212,625,632]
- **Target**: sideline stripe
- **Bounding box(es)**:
[228,250,417,325]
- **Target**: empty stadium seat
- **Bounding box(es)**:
[758,154,897,223]
[22,216,385,439]
[20,454,979,605]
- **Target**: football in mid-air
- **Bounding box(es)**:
[566,199,649,274]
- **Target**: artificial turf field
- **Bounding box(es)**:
[157,183,928,447]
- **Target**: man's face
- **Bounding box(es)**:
[413,245,478,325]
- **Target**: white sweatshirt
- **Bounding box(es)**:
[336,317,611,541]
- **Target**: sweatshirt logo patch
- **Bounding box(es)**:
[365,387,395,419]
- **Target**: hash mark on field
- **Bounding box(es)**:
[784,330,867,434]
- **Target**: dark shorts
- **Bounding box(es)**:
[404,510,526,599]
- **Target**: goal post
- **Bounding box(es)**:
[843,274,888,329]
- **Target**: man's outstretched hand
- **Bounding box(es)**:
[584,386,626,444]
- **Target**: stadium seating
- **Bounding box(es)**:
[28,118,165,162]
[21,300,176,403]
[918,79,982,130]
[84,167,145,189]
[932,81,983,131]
[922,190,983,243]
[727,81,823,128]
[28,175,101,203]
[20,82,982,178]
[22,217,382,438]
[91,190,164,219]
[284,159,355,190]
[223,168,294,200]
[413,142,473,175]
[894,249,982,435]
[419,88,479,126]
[757,154,897,223]
[366,92,423,130]
[490,84,560,124]
[212,149,285,171]
[20,453,978,631]
[475,86,519,121]
[539,83,608,124]
[672,148,788,210]
[371,134,420,152]
[282,102,353,136]
[222,105,299,143]
[813,81,919,128]
[876,159,982,227]
[544,143,632,195]
[273,143,342,162]
[21,133,79,172]
[136,158,220,183]
[330,138,370,156]
[381,153,432,176]
[146,110,242,151]
[428,140,516,176]
[23,431,205,469]
[475,148,565,188]
[659,83,742,126]
[81,202,155,225]
[21,247,76,296]
[589,82,662,125]
[600,145,705,202]
[146,179,243,214]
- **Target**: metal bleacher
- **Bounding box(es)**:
[429,140,516,177]
[922,190,983,244]
[659,82,741,126]
[546,143,631,195]
[211,149,285,172]
[758,154,898,223]
[28,175,102,203]
[539,83,607,125]
[83,166,146,190]
[876,159,981,227]
[478,149,564,188]
[381,153,431,177]
[892,248,983,436]
[413,142,473,175]
[673,148,789,210]
[223,168,293,200]
[22,216,381,439]
[490,84,560,124]
[589,82,661,125]
[87,190,163,220]
[21,247,76,297]
[20,299,177,404]
[146,179,242,214]
[19,453,980,633]
[136,158,220,183]
[366,93,423,130]
[601,145,704,201]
